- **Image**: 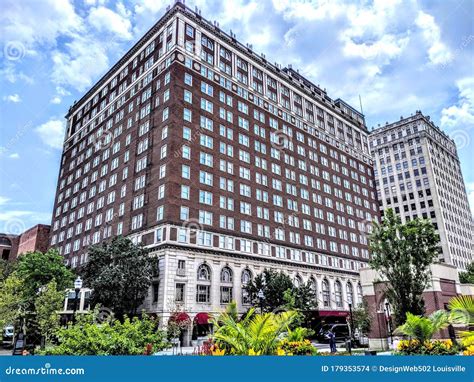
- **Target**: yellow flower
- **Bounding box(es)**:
[248,349,261,356]
[444,339,452,349]
[423,341,434,350]
[276,348,286,356]
[463,345,474,356]
[211,346,225,356]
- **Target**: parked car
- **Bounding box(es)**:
[318,324,350,342]
[2,326,14,348]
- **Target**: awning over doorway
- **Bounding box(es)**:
[194,312,210,325]
[318,310,349,317]
[169,312,191,323]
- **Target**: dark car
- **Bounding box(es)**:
[319,324,350,342]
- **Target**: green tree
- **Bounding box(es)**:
[459,262,474,284]
[0,273,28,329]
[0,259,16,283]
[40,310,169,355]
[352,300,372,335]
[15,250,74,309]
[369,209,440,325]
[246,269,294,312]
[82,236,156,317]
[283,281,318,311]
[35,280,65,342]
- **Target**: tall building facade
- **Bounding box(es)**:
[49,2,379,329]
[370,111,474,270]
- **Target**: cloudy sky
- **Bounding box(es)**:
[0,0,473,234]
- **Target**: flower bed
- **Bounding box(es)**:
[396,339,457,355]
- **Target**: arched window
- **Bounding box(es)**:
[241,269,252,284]
[220,267,233,304]
[357,283,363,303]
[346,282,354,306]
[197,264,211,281]
[221,267,233,283]
[241,269,252,305]
[322,279,330,308]
[294,275,303,288]
[334,280,343,308]
[196,264,211,303]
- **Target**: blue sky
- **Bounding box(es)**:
[0,0,473,234]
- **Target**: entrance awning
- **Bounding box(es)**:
[194,312,210,325]
[169,312,190,323]
[318,310,349,317]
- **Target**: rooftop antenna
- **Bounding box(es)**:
[359,94,364,115]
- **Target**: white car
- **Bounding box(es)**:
[2,326,14,348]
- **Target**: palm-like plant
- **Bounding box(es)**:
[448,295,474,343]
[395,311,448,342]
[212,308,298,355]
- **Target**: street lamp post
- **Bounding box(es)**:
[385,302,393,345]
[257,289,264,315]
[348,302,354,341]
[72,277,83,324]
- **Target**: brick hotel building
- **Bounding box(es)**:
[370,112,474,270]
[49,2,379,331]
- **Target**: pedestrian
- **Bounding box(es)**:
[328,330,337,353]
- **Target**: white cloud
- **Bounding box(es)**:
[342,34,410,61]
[88,6,132,40]
[8,153,20,159]
[415,10,453,65]
[0,0,82,47]
[35,119,65,149]
[0,196,10,206]
[0,210,52,234]
[51,36,110,91]
[2,94,22,103]
[440,77,474,130]
[272,0,344,21]
[50,97,62,104]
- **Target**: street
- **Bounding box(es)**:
[0,347,12,356]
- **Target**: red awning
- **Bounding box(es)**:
[318,310,349,317]
[194,312,210,325]
[169,312,190,323]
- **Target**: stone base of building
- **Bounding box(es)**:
[141,245,364,347]
[368,338,389,351]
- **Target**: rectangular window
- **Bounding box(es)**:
[196,285,210,303]
[175,283,185,302]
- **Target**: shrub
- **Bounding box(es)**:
[212,308,298,355]
[396,339,457,355]
[463,345,474,356]
[38,310,169,355]
[277,339,317,355]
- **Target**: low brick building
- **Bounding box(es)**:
[17,224,51,255]
[0,224,51,261]
[0,233,20,261]
[360,263,473,350]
